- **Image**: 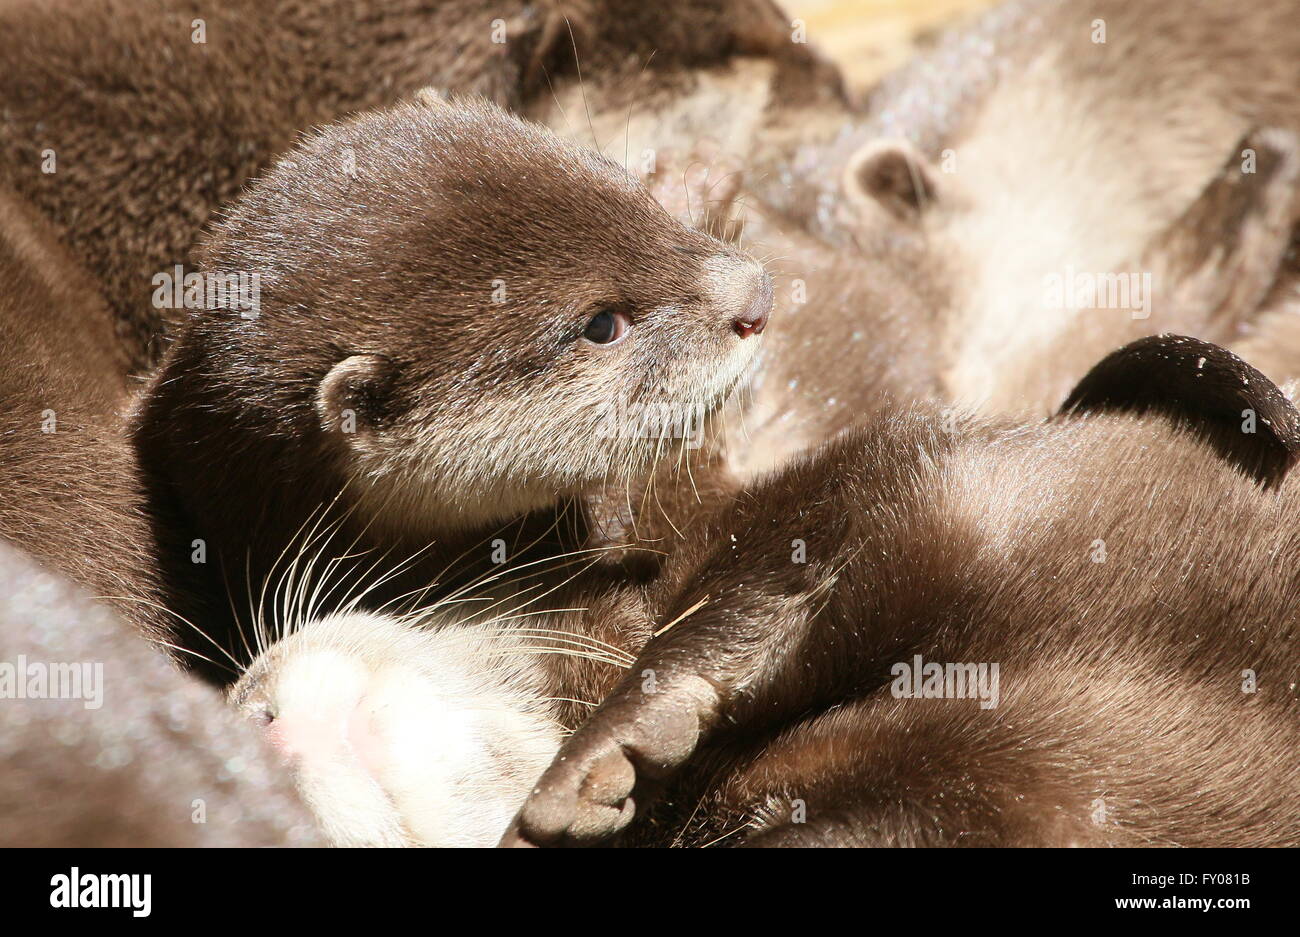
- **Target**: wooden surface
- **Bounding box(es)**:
[784,0,999,89]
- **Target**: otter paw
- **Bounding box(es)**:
[499,674,719,847]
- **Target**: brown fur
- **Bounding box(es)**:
[727,0,1300,417]
[0,539,322,846]
[722,124,1300,481]
[130,98,770,680]
[532,0,1300,471]
[0,0,822,664]
[0,0,830,371]
[0,185,169,642]
[506,338,1300,848]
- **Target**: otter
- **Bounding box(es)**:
[0,539,322,847]
[712,123,1300,479]
[228,609,569,847]
[0,192,310,841]
[130,96,771,679]
[530,0,1300,472]
[499,335,1300,847]
[231,337,1299,848]
[10,0,1300,847]
[2,0,836,657]
[0,0,834,370]
[0,184,171,643]
[752,0,1300,413]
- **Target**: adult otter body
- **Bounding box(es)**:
[0,185,171,642]
[530,0,1300,477]
[131,98,771,679]
[754,0,1300,413]
[503,336,1300,847]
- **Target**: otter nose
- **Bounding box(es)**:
[732,274,773,338]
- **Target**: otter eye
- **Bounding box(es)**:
[582,309,629,345]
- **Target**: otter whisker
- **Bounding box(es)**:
[535,696,599,708]
[471,625,636,666]
[391,539,638,616]
[699,819,759,849]
[482,646,632,670]
[622,48,657,172]
[476,623,635,662]
[254,494,348,644]
[94,594,242,669]
[221,561,257,668]
[562,15,602,155]
[148,638,236,676]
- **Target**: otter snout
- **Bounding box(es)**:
[227,612,564,847]
[702,253,774,339]
[733,273,773,338]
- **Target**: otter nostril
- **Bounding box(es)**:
[732,275,773,338]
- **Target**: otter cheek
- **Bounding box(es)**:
[346,695,390,780]
[340,667,455,787]
[356,667,509,847]
[267,650,369,764]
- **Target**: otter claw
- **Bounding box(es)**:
[498,736,638,847]
[500,675,719,847]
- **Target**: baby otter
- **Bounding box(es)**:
[711,124,1300,481]
[131,97,771,678]
[774,0,1300,413]
[228,609,569,847]
[532,0,1300,477]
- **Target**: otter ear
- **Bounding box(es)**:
[315,354,398,443]
[843,139,937,221]
[1058,335,1300,488]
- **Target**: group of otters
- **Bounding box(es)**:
[1,0,1299,847]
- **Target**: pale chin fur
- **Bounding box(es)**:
[230,611,564,847]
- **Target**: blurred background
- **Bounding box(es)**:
[785,0,998,89]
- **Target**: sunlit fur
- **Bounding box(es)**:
[508,402,1300,848]
[759,0,1300,415]
[230,611,574,847]
[130,97,769,671]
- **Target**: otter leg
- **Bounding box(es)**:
[499,425,957,846]
[499,590,815,847]
[500,434,882,847]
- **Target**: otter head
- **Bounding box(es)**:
[194,97,772,533]
[229,610,563,847]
